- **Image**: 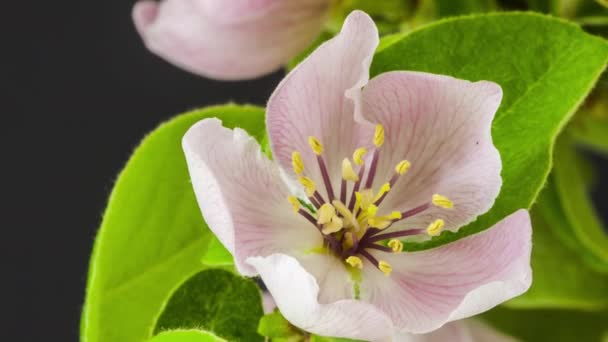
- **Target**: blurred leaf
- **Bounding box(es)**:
[371,12,608,250]
[506,186,608,310]
[257,310,297,338]
[553,134,608,270]
[81,104,266,342]
[148,330,226,342]
[570,111,608,153]
[154,269,264,342]
[483,306,608,342]
[200,236,234,267]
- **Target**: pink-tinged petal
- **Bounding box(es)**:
[397,319,516,342]
[361,71,502,232]
[267,10,378,194]
[132,0,329,80]
[359,210,532,334]
[247,253,395,341]
[182,118,321,275]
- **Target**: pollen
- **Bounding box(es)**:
[346,256,363,269]
[292,151,304,175]
[378,260,392,276]
[342,158,359,182]
[287,196,300,212]
[308,136,324,155]
[353,147,367,165]
[298,176,316,197]
[388,239,403,253]
[395,160,411,175]
[373,124,385,147]
[432,194,453,209]
[427,219,445,236]
[317,203,336,225]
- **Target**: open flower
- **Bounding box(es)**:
[183,11,532,341]
[132,0,330,80]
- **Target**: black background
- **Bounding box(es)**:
[5,1,281,340]
[4,1,607,341]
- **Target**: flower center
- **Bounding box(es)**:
[287,125,453,277]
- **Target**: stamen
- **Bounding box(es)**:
[395,160,411,175]
[322,216,344,235]
[332,200,360,231]
[366,228,425,243]
[364,149,379,190]
[297,209,318,226]
[341,159,358,203]
[399,203,431,220]
[378,260,392,276]
[313,191,325,207]
[317,203,336,225]
[345,256,363,269]
[353,148,367,165]
[432,194,454,209]
[287,196,300,212]
[373,124,385,148]
[365,244,393,253]
[426,219,445,236]
[341,159,359,182]
[388,239,403,253]
[298,176,316,197]
[368,211,402,230]
[308,136,324,155]
[292,151,304,175]
[373,182,391,205]
[347,163,366,210]
[316,155,336,202]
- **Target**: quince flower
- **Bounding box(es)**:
[132,0,329,80]
[183,11,532,341]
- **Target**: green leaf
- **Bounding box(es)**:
[505,184,608,310]
[371,12,608,250]
[154,269,264,342]
[553,134,608,272]
[81,104,266,342]
[482,306,608,342]
[148,330,226,342]
[257,310,296,338]
[200,236,234,267]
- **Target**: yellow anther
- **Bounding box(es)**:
[388,239,403,253]
[332,200,359,231]
[366,204,378,217]
[388,211,402,220]
[395,160,411,175]
[322,215,343,234]
[427,219,445,236]
[317,203,336,225]
[432,194,453,209]
[292,151,304,175]
[368,217,393,229]
[346,256,363,269]
[378,260,392,276]
[308,136,324,155]
[342,158,359,182]
[287,196,300,212]
[353,148,367,165]
[373,124,385,147]
[373,182,391,203]
[298,176,316,197]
